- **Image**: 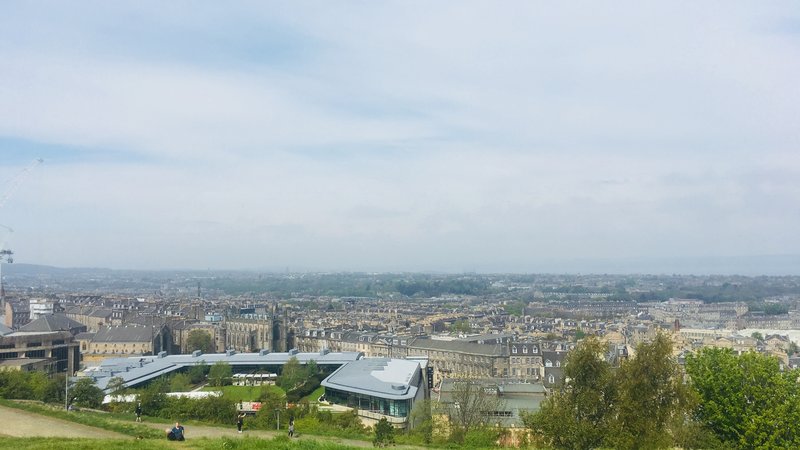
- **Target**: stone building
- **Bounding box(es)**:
[296,330,509,384]
[541,350,566,388]
[172,320,225,353]
[84,324,170,362]
[4,299,30,329]
[64,305,115,332]
[508,342,543,380]
[0,329,80,374]
[225,307,290,353]
[407,338,509,385]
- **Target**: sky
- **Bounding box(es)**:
[0,1,799,274]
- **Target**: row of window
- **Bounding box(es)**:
[510,357,542,365]
[510,367,539,376]
[511,346,539,354]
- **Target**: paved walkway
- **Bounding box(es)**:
[139,421,378,447]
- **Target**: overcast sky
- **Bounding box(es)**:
[0,2,798,274]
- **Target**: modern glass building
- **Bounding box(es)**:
[321,358,428,428]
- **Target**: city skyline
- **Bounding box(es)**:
[1,2,799,273]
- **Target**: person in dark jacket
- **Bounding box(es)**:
[237,412,245,433]
[135,403,142,422]
[167,422,185,441]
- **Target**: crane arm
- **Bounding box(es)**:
[0,158,43,209]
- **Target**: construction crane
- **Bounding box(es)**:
[0,223,13,263]
[0,158,43,306]
[0,157,44,210]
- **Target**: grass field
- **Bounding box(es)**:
[304,385,325,402]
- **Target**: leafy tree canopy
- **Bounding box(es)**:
[686,348,800,449]
[208,361,232,387]
[187,329,215,354]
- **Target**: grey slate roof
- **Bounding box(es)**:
[20,314,86,333]
[89,308,113,318]
[93,325,157,343]
[0,322,12,335]
[438,379,547,427]
[409,338,508,356]
[85,349,363,392]
[322,358,422,400]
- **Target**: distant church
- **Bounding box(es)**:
[223,302,293,352]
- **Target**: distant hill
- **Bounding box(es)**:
[1,263,113,276]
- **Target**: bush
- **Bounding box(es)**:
[373,417,395,447]
[163,394,237,424]
[70,378,104,408]
[462,427,501,448]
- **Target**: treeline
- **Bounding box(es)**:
[204,273,495,298]
[525,335,800,449]
[206,273,396,297]
[0,370,66,404]
[394,277,491,297]
[0,371,106,409]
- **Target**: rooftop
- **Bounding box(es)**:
[20,314,86,333]
[322,357,423,400]
[85,349,363,392]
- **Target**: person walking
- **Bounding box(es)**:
[237,412,245,433]
[135,403,142,422]
[288,418,295,438]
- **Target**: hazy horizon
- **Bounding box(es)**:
[6,254,800,277]
[1,2,798,273]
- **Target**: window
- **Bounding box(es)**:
[556,360,561,367]
[523,347,528,354]
[512,346,517,354]
[548,374,555,384]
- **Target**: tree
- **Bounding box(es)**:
[441,379,505,443]
[750,331,764,341]
[70,378,104,408]
[170,373,192,392]
[524,337,615,450]
[449,320,471,333]
[278,356,303,391]
[187,329,215,354]
[407,399,433,444]
[527,335,700,450]
[107,376,127,397]
[789,341,800,357]
[188,362,208,384]
[138,377,168,415]
[686,348,800,449]
[306,359,319,377]
[0,370,35,399]
[39,374,66,404]
[208,361,232,387]
[606,333,694,449]
[374,417,395,447]
[253,389,286,429]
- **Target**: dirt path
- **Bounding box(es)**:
[0,404,127,439]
